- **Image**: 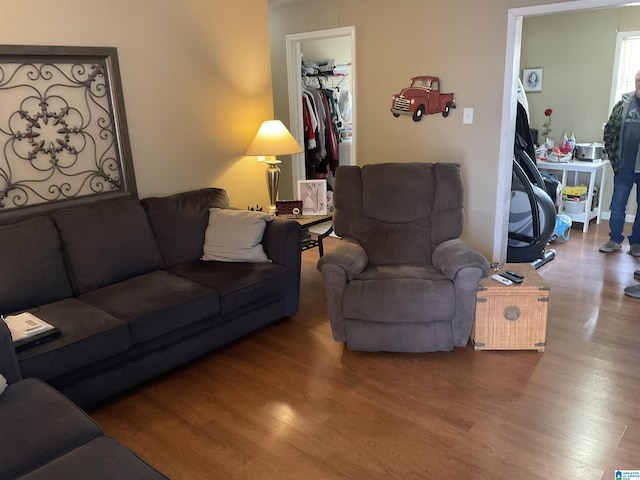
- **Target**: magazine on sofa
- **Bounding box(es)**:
[1,312,59,350]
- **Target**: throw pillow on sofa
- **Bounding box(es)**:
[201,208,273,262]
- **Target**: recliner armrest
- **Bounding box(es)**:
[317,238,368,280]
[432,238,490,281]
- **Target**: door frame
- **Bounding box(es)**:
[496,0,632,262]
[285,26,357,192]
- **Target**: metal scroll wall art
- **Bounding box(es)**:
[0,46,136,218]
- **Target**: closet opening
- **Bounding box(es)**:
[286,26,357,200]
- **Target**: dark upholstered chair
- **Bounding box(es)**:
[317,162,489,352]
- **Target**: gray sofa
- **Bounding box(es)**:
[0,320,168,479]
[0,188,301,409]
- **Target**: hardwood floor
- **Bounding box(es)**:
[90,222,640,479]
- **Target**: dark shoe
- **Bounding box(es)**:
[635,270,640,281]
[624,284,640,298]
[631,245,640,257]
[599,240,622,253]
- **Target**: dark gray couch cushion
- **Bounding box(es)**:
[0,216,72,314]
[52,196,163,294]
[17,436,168,480]
[142,188,230,267]
[168,260,288,318]
[17,298,131,381]
[0,319,22,384]
[0,378,102,479]
[79,270,220,344]
[343,265,455,323]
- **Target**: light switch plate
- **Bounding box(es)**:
[463,108,474,124]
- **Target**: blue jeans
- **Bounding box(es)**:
[609,170,640,245]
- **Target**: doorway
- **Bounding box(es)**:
[496,0,633,262]
[285,26,357,196]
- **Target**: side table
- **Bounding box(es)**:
[281,214,333,256]
[472,263,549,352]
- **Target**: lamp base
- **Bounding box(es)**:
[265,159,281,216]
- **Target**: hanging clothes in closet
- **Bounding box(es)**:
[301,76,341,180]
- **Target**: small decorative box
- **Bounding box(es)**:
[276,200,303,217]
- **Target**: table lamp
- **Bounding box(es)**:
[246,120,303,215]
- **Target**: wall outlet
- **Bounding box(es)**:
[463,108,474,124]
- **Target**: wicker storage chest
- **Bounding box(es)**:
[472,264,549,352]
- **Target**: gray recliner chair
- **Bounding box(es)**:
[317,162,489,352]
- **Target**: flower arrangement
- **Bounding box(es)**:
[541,108,553,138]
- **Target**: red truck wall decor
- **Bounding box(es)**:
[391,76,455,122]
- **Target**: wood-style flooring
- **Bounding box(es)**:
[90,221,640,479]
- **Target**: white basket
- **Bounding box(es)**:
[564,200,586,213]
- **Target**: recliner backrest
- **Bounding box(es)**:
[333,162,464,265]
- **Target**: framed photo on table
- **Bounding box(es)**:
[523,67,543,93]
[297,179,327,215]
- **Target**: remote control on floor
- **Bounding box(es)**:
[492,274,513,285]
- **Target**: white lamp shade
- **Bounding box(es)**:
[245,120,303,157]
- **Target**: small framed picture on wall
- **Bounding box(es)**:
[523,67,543,93]
[297,179,327,215]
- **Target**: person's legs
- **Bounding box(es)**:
[608,170,634,244]
[628,172,640,245]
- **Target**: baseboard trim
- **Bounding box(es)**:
[598,211,635,223]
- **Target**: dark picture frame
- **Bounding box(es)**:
[0,45,136,221]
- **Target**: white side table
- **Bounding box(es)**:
[536,159,609,233]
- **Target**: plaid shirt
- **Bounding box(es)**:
[603,92,635,173]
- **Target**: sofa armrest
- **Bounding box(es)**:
[432,238,489,283]
[317,237,368,281]
[261,217,301,266]
[0,319,22,384]
[261,217,302,316]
